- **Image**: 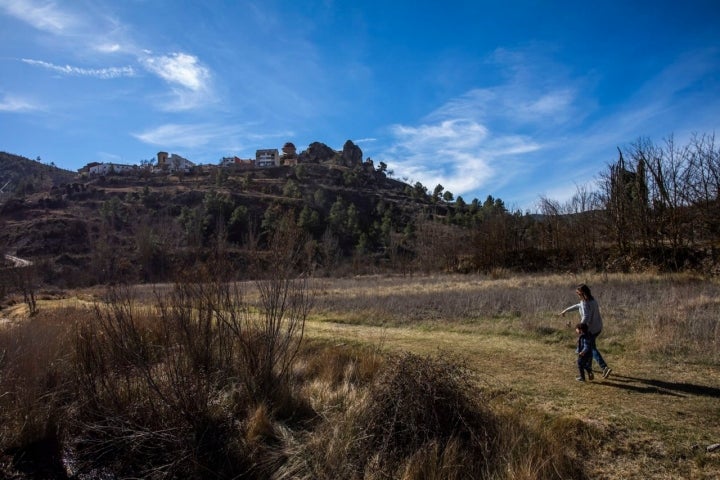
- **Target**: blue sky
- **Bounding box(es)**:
[1,0,719,210]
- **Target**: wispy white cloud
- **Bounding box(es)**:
[381,50,570,200]
[386,121,487,193]
[95,43,122,53]
[21,58,135,78]
[133,123,241,149]
[0,93,39,112]
[140,52,210,92]
[0,0,81,33]
[376,44,620,206]
[393,120,489,150]
[428,85,579,128]
[4,2,215,111]
[139,52,214,110]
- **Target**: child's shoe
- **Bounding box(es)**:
[575,376,585,382]
[602,367,612,378]
[587,371,594,381]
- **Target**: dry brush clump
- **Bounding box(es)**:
[69,283,245,478]
[280,351,589,480]
[66,253,314,479]
[1,223,317,479]
[0,307,84,477]
[358,352,497,477]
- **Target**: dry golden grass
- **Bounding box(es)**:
[304,272,720,479]
[2,272,718,479]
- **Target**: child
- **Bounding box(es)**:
[575,323,594,382]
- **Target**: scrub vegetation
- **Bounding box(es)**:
[1,271,719,479]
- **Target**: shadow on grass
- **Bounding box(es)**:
[595,372,720,398]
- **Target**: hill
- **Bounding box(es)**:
[2,139,719,287]
[1,141,468,285]
[0,152,77,195]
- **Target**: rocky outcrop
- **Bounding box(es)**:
[341,140,363,167]
[296,141,364,167]
[280,142,299,165]
[298,142,339,164]
[281,142,297,157]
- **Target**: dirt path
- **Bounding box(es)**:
[306,320,720,479]
[3,254,32,267]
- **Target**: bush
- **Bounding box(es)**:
[282,350,590,480]
[358,352,496,477]
[0,308,79,477]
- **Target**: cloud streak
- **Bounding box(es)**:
[132,123,241,150]
[0,0,81,33]
[21,58,136,78]
[0,93,39,112]
[384,117,541,197]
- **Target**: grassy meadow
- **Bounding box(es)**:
[1,272,719,479]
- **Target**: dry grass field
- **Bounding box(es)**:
[1,272,719,479]
[305,272,720,479]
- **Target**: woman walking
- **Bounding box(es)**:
[560,284,612,378]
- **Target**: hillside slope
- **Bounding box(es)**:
[0,152,76,194]
[0,143,448,285]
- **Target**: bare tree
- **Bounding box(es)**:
[686,132,720,240]
[537,196,564,251]
[8,265,38,316]
[638,136,694,261]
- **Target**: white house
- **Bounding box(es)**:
[88,163,136,176]
[157,152,195,173]
[221,156,255,169]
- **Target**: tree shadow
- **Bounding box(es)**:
[596,373,720,398]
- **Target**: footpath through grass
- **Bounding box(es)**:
[306,273,720,479]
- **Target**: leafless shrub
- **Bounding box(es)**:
[72,286,218,478]
[3,265,39,316]
[71,278,277,478]
[358,353,496,474]
[69,219,314,478]
[244,217,313,402]
[280,350,589,480]
[0,307,79,475]
[279,352,498,479]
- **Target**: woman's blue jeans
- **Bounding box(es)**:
[591,331,608,369]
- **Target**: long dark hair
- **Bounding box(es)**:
[576,284,594,301]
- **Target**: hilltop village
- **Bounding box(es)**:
[76,141,373,177]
